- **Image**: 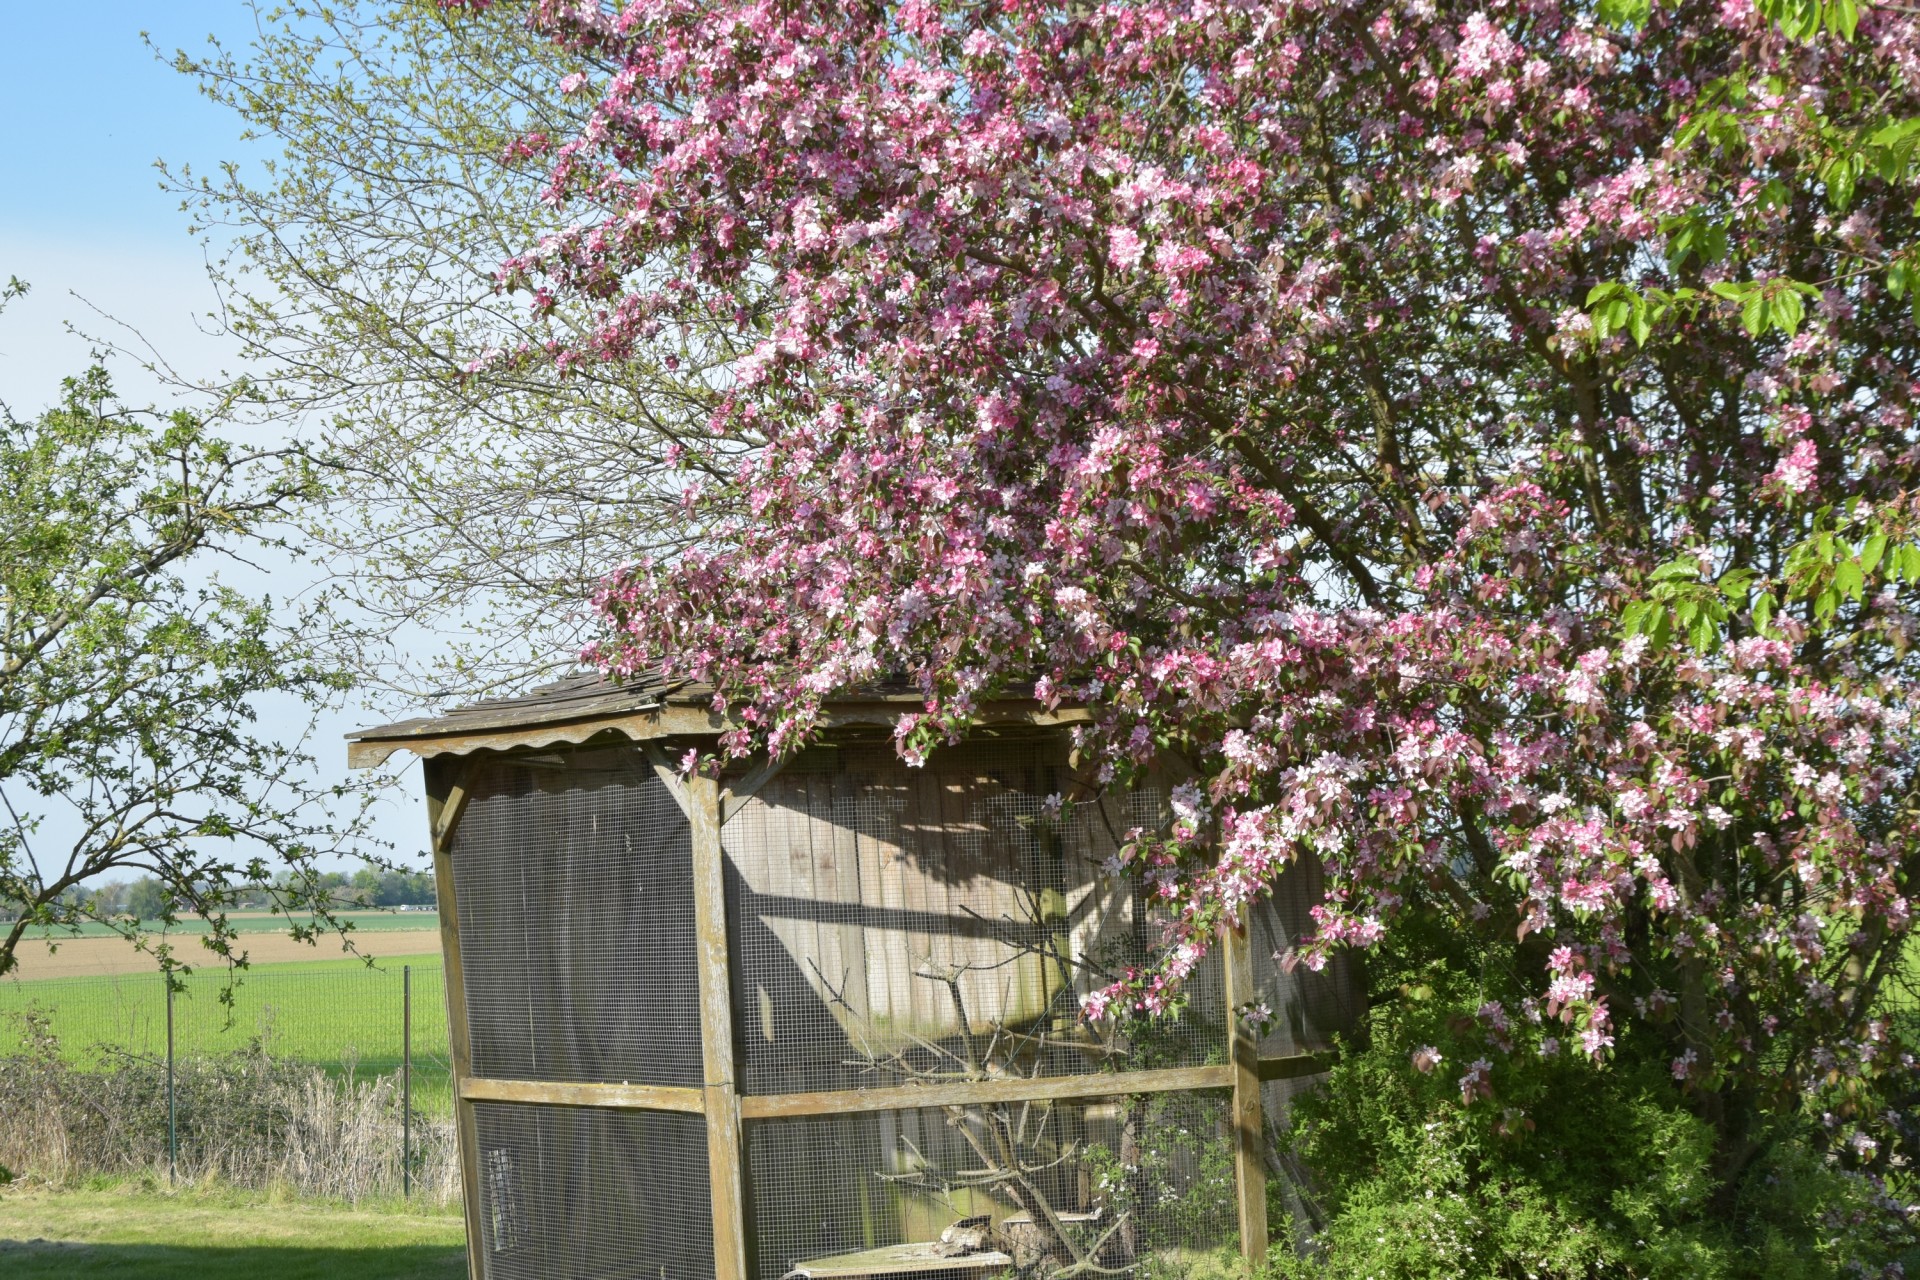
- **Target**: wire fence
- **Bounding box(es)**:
[0,960,455,1199]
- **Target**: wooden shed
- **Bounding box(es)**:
[350,674,1359,1280]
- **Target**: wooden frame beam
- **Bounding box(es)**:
[719,753,788,827]
[460,1077,705,1114]
[640,741,692,819]
[689,771,749,1280]
[444,1055,1326,1121]
[637,743,790,829]
[737,1063,1233,1119]
[424,755,484,1280]
[1222,922,1270,1264]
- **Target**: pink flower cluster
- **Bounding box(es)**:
[474,0,1920,1133]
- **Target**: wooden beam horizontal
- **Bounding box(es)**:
[449,1057,1322,1119]
[1257,1052,1332,1082]
[737,1064,1234,1120]
[458,1077,707,1114]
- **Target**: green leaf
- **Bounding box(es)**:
[1628,296,1654,346]
[1859,533,1888,575]
[1598,0,1651,25]
[1770,287,1805,337]
[1814,586,1839,620]
[1701,222,1728,265]
[1709,281,1749,302]
[1752,591,1776,633]
[1741,292,1768,336]
[1718,567,1757,598]
[1868,118,1920,148]
[1834,557,1865,600]
[1689,612,1720,652]
[1824,156,1856,210]
[1650,557,1701,582]
[1828,0,1858,39]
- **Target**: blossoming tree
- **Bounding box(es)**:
[448,0,1918,1224]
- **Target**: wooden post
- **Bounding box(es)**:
[426,755,485,1280]
[690,770,749,1280]
[165,976,177,1186]
[403,963,413,1200]
[1222,921,1269,1265]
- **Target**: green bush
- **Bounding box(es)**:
[1260,964,1917,1279]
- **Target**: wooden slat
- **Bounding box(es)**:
[430,768,474,855]
[458,1077,706,1114]
[1258,1052,1331,1082]
[1222,923,1269,1264]
[425,756,484,1280]
[719,752,789,827]
[640,741,693,819]
[690,772,749,1280]
[737,1063,1234,1119]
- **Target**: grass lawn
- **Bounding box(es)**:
[0,1185,466,1279]
[0,955,454,1107]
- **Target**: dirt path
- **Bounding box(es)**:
[7,929,444,979]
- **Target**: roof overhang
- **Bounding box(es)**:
[345,673,1084,769]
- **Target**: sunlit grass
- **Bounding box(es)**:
[0,1181,464,1280]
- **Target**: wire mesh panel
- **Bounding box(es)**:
[452,749,702,1085]
[743,1091,1238,1279]
[724,741,1226,1096]
[472,1100,714,1279]
[1243,846,1365,1244]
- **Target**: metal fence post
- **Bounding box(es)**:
[165,976,177,1186]
[403,963,412,1200]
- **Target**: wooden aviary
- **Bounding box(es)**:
[351,673,1360,1280]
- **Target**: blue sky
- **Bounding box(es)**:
[0,2,262,410]
[2,4,430,881]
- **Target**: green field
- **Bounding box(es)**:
[10,911,439,940]
[0,956,452,1106]
[0,1185,465,1280]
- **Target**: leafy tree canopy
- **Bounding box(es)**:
[0,279,373,979]
[163,0,745,698]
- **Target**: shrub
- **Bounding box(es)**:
[1261,959,1918,1280]
[0,1007,456,1206]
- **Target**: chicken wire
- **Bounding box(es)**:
[723,740,1226,1098]
[744,1091,1239,1279]
[450,750,702,1086]
[472,1099,714,1279]
[432,736,1358,1278]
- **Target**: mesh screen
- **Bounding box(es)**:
[744,1091,1238,1279]
[724,741,1226,1096]
[472,1100,714,1279]
[1244,848,1366,1248]
[452,749,702,1085]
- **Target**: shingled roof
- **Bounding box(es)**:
[346,671,1070,768]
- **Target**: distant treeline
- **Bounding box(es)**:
[1,868,435,925]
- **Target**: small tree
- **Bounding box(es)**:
[0,281,370,978]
